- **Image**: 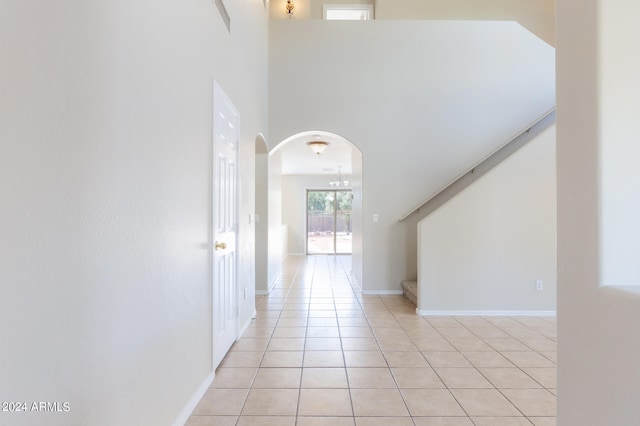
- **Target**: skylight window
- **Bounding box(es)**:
[323,4,374,20]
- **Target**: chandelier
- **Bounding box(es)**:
[329,168,349,187]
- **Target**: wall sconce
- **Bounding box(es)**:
[307,141,329,155]
[286,0,295,14]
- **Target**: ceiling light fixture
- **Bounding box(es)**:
[307,141,329,155]
[329,166,350,187]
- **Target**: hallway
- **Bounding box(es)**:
[188,255,556,426]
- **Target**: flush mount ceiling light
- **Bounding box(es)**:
[307,141,329,155]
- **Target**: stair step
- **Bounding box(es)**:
[401,280,417,306]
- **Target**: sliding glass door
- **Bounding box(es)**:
[307,190,352,254]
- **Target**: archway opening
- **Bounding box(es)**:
[265,130,364,293]
[255,133,269,294]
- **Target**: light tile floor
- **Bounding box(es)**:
[188,255,556,426]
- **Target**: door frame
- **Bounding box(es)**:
[212,81,240,371]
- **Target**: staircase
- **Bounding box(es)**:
[401,280,417,307]
[400,110,556,311]
[399,110,556,221]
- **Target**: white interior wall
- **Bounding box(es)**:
[269,0,554,46]
[598,0,640,287]
[270,0,375,20]
[268,150,285,290]
[350,149,364,290]
[557,0,640,424]
[375,0,554,45]
[417,125,557,314]
[269,20,555,293]
[256,152,269,293]
[0,1,268,425]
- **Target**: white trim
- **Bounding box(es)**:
[416,309,557,317]
[267,272,281,294]
[602,284,640,295]
[212,80,241,371]
[172,372,215,426]
[238,316,253,339]
[362,290,404,295]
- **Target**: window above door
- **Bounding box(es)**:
[323,4,374,20]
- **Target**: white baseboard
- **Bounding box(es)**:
[362,290,404,295]
[172,372,215,426]
[238,315,253,339]
[267,271,281,294]
[257,273,283,295]
[416,308,557,317]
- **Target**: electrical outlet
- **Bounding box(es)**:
[536,280,544,291]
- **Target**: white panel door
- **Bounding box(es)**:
[212,82,239,370]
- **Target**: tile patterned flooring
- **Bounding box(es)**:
[188,255,556,426]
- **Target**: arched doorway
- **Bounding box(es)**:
[267,131,364,293]
[255,134,269,295]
